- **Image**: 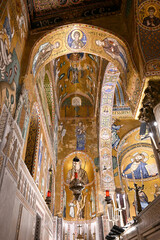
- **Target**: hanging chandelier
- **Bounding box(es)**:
[69,157,84,200]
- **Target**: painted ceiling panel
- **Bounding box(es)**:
[26,0,122,29]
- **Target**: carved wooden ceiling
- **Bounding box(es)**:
[26,0,122,30]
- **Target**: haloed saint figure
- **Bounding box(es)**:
[123,152,158,179]
[143,6,160,27]
[66,157,88,185]
[67,29,87,49]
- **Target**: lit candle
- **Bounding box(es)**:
[106,190,110,197]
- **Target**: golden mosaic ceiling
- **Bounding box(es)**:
[55,53,100,119]
[52,53,131,119]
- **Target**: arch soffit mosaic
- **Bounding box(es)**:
[27,24,140,116]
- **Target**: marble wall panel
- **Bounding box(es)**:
[0,168,17,240]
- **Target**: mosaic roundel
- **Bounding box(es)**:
[102,170,113,183]
[67,29,87,50]
[100,147,111,159]
[102,83,115,93]
[101,104,112,116]
[137,0,160,30]
[100,128,111,140]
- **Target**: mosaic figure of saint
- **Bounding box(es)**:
[96,38,127,70]
[143,6,160,27]
[3,16,14,46]
[71,31,84,49]
[32,41,60,76]
[68,30,86,49]
[123,152,158,179]
[133,190,149,213]
[112,121,123,150]
[76,121,86,150]
[0,38,12,80]
[138,190,149,210]
[66,156,89,185]
[67,64,79,83]
[58,122,66,144]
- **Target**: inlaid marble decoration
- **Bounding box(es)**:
[99,62,120,191]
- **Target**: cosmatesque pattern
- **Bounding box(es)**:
[99,62,120,191]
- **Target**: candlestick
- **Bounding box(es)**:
[117,194,120,208]
[123,194,126,209]
[149,133,158,149]
[112,194,116,210]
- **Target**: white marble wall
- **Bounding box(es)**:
[122,195,160,240]
[0,101,56,240]
[0,168,17,240]
[18,206,34,240]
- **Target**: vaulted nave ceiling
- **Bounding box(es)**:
[38,53,132,120]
